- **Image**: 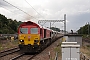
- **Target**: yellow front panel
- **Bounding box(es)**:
[18,34,40,45]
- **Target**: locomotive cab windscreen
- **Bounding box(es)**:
[20,28,28,34]
[30,28,38,34]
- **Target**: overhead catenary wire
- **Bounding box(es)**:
[2,0,38,20]
[0,5,27,21]
[2,0,49,27]
[0,5,13,13]
[24,0,46,20]
[25,0,42,17]
[24,0,47,26]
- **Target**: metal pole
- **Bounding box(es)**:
[50,22,51,29]
[54,52,58,60]
[64,14,66,34]
[48,51,50,60]
[88,22,89,35]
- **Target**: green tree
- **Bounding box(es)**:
[77,24,90,34]
[50,27,60,32]
[0,14,22,34]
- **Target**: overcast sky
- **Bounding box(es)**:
[0,0,90,32]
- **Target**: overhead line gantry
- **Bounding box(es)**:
[38,14,66,34]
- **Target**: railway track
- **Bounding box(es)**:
[10,53,37,60]
[0,47,20,57]
[0,36,63,60]
[9,36,63,60]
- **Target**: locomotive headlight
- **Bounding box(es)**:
[34,40,39,43]
[20,40,24,42]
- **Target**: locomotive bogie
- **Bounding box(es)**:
[19,44,40,53]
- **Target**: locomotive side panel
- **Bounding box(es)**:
[46,29,51,38]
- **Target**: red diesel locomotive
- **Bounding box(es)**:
[18,21,58,53]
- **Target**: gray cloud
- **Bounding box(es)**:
[67,12,90,31]
[0,0,90,31]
